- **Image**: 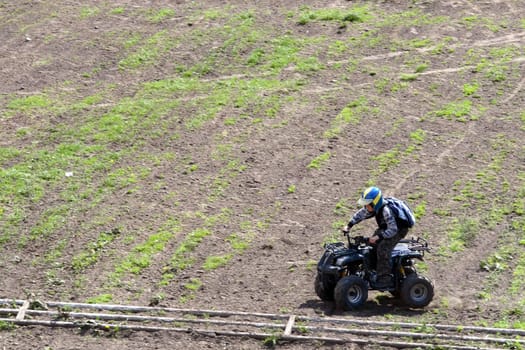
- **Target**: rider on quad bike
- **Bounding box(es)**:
[315,187,433,310]
[343,186,409,289]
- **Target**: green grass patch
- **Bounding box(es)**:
[414,63,429,73]
[118,30,177,70]
[86,293,113,304]
[264,35,303,73]
[203,254,233,270]
[297,5,372,25]
[371,147,401,174]
[447,218,479,252]
[71,229,121,272]
[380,9,448,27]
[226,233,251,252]
[118,234,172,274]
[28,205,69,241]
[208,159,247,201]
[434,100,473,122]
[7,94,52,115]
[162,228,212,282]
[324,97,370,138]
[114,222,179,276]
[510,241,525,294]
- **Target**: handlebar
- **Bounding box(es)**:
[347,235,370,247]
[346,235,430,252]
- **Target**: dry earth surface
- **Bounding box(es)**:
[0,0,524,349]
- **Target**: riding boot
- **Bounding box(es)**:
[374,274,393,289]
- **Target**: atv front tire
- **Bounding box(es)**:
[334,276,368,310]
[400,274,434,308]
[314,273,335,301]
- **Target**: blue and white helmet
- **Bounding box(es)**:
[357,186,383,213]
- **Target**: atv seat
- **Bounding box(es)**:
[391,242,413,257]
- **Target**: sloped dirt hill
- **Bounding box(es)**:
[0,0,524,349]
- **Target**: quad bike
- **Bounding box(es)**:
[315,235,434,310]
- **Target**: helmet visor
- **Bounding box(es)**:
[357,197,373,206]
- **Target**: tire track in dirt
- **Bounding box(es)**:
[392,56,524,194]
[166,33,525,92]
[417,57,524,77]
[390,61,524,308]
[502,74,525,104]
[348,32,525,64]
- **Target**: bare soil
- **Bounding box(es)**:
[0,0,524,349]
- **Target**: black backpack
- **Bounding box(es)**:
[384,197,416,228]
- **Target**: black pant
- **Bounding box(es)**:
[376,227,409,277]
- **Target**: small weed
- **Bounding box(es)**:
[86,294,113,304]
[263,333,280,347]
[0,321,15,331]
[287,184,296,193]
[510,254,525,295]
[463,82,479,97]
[306,259,317,271]
[279,307,290,314]
[480,253,508,272]
[148,8,175,23]
[79,6,99,19]
[118,31,175,70]
[307,152,331,170]
[29,206,69,241]
[409,129,426,145]
[414,324,436,333]
[184,278,202,291]
[400,73,418,82]
[179,278,202,303]
[109,7,125,15]
[415,63,429,73]
[413,202,427,220]
[380,9,447,27]
[226,233,251,252]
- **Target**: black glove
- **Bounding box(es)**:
[342,222,353,236]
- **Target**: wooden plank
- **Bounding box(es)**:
[16,300,30,321]
[283,315,295,336]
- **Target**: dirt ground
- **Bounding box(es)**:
[0,0,524,349]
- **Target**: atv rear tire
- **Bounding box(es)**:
[390,266,417,298]
[315,273,335,301]
[400,274,434,308]
[334,276,368,310]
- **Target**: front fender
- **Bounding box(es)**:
[335,254,363,267]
